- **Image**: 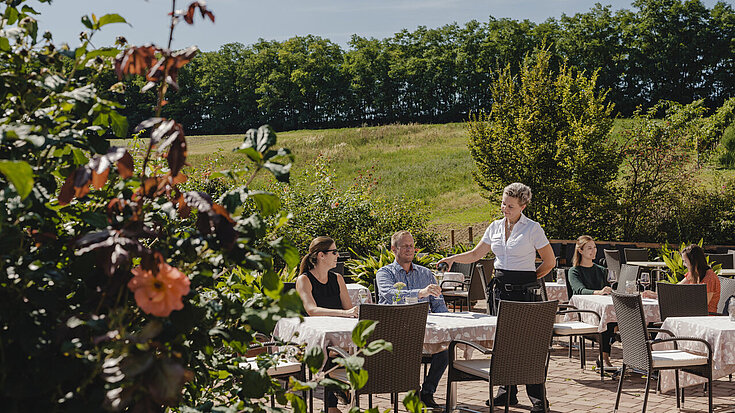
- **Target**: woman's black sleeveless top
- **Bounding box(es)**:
[305,271,344,310]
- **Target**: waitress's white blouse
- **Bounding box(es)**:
[480,213,549,272]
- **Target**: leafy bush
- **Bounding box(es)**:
[0,2,409,412]
[659,239,722,283]
[345,246,442,290]
[270,155,439,258]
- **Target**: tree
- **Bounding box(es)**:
[467,47,618,239]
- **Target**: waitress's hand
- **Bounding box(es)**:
[343,306,359,318]
[419,284,442,299]
[437,257,454,270]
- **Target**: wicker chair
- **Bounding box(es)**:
[656,282,708,321]
[245,334,312,412]
[329,302,429,412]
[611,293,713,413]
[706,253,734,269]
[604,249,622,276]
[615,264,640,293]
[445,300,558,413]
[717,276,735,314]
[441,265,488,313]
[624,248,649,263]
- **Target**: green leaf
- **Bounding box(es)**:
[304,347,324,374]
[348,368,368,390]
[261,269,282,297]
[79,211,107,228]
[318,378,350,391]
[97,14,127,28]
[235,147,262,163]
[21,5,39,15]
[242,124,277,153]
[80,15,94,30]
[237,369,271,398]
[333,355,364,371]
[249,190,280,215]
[0,37,10,52]
[288,377,317,391]
[5,7,18,25]
[110,111,128,138]
[362,339,392,356]
[71,148,88,166]
[351,320,377,347]
[269,237,299,270]
[286,393,307,413]
[0,160,34,199]
[402,390,425,413]
[263,161,291,182]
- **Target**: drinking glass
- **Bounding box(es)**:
[606,268,617,284]
[358,288,370,304]
[625,280,637,294]
[639,272,650,291]
[406,296,418,305]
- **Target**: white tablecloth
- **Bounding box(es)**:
[567,295,660,332]
[273,311,497,355]
[657,316,735,393]
[437,272,465,290]
[546,282,569,302]
[345,283,372,306]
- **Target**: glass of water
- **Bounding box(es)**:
[358,288,370,304]
[639,272,650,291]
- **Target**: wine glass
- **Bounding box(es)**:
[606,268,617,285]
[358,288,370,304]
[639,272,650,291]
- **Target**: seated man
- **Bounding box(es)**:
[375,230,446,409]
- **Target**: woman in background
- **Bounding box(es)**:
[567,235,615,368]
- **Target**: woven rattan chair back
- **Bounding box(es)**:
[450,261,476,283]
[490,300,557,386]
[611,293,652,371]
[357,302,429,395]
[468,265,488,303]
[718,276,735,313]
[624,248,648,263]
[604,249,621,275]
[615,264,640,293]
[563,268,574,299]
[538,278,549,301]
[656,282,708,320]
[706,253,734,269]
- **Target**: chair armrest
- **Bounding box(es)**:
[557,303,577,310]
[440,280,466,289]
[327,346,351,359]
[448,339,492,356]
[647,328,674,338]
[648,336,713,358]
[557,309,601,324]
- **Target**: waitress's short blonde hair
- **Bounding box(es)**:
[503,182,532,206]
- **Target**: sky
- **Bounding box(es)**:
[31,0,727,52]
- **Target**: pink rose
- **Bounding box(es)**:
[128,262,191,317]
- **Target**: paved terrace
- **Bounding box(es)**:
[306,342,735,412]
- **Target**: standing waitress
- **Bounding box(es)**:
[438,182,555,412]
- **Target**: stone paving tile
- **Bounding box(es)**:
[303,340,735,412]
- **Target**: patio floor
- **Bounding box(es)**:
[307,340,735,412]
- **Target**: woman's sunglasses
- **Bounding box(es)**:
[322,249,339,255]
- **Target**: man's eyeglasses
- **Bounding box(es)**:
[322,249,339,255]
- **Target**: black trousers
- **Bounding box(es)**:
[492,269,545,406]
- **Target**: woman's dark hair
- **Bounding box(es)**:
[299,236,335,274]
[681,244,709,283]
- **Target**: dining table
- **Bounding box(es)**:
[546,281,569,302]
[656,316,735,393]
[719,268,735,276]
[273,310,497,355]
[566,294,661,332]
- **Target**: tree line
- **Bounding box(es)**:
[105,0,735,134]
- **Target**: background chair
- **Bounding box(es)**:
[441,265,488,312]
[604,249,622,277]
[624,248,649,263]
[615,264,641,293]
[611,293,713,413]
[717,276,735,314]
[329,302,429,412]
[445,300,557,412]
[705,253,734,269]
[655,282,708,322]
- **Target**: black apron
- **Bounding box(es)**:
[487,268,541,316]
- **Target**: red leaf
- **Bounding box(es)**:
[117,152,134,179]
[92,168,110,189]
[184,1,215,25]
[166,133,187,177]
[114,45,160,79]
[58,171,76,205]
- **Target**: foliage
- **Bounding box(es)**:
[345,246,442,290]
[88,0,735,133]
[270,155,439,260]
[659,239,721,283]
[467,46,618,239]
[0,2,413,412]
[663,97,735,165]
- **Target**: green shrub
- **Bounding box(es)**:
[270,155,439,259]
[659,239,722,283]
[345,246,442,290]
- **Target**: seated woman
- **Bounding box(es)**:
[567,235,615,368]
[643,244,721,313]
[295,236,357,413]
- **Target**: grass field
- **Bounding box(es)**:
[119,120,735,228]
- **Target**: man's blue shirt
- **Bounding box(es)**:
[375,260,448,313]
